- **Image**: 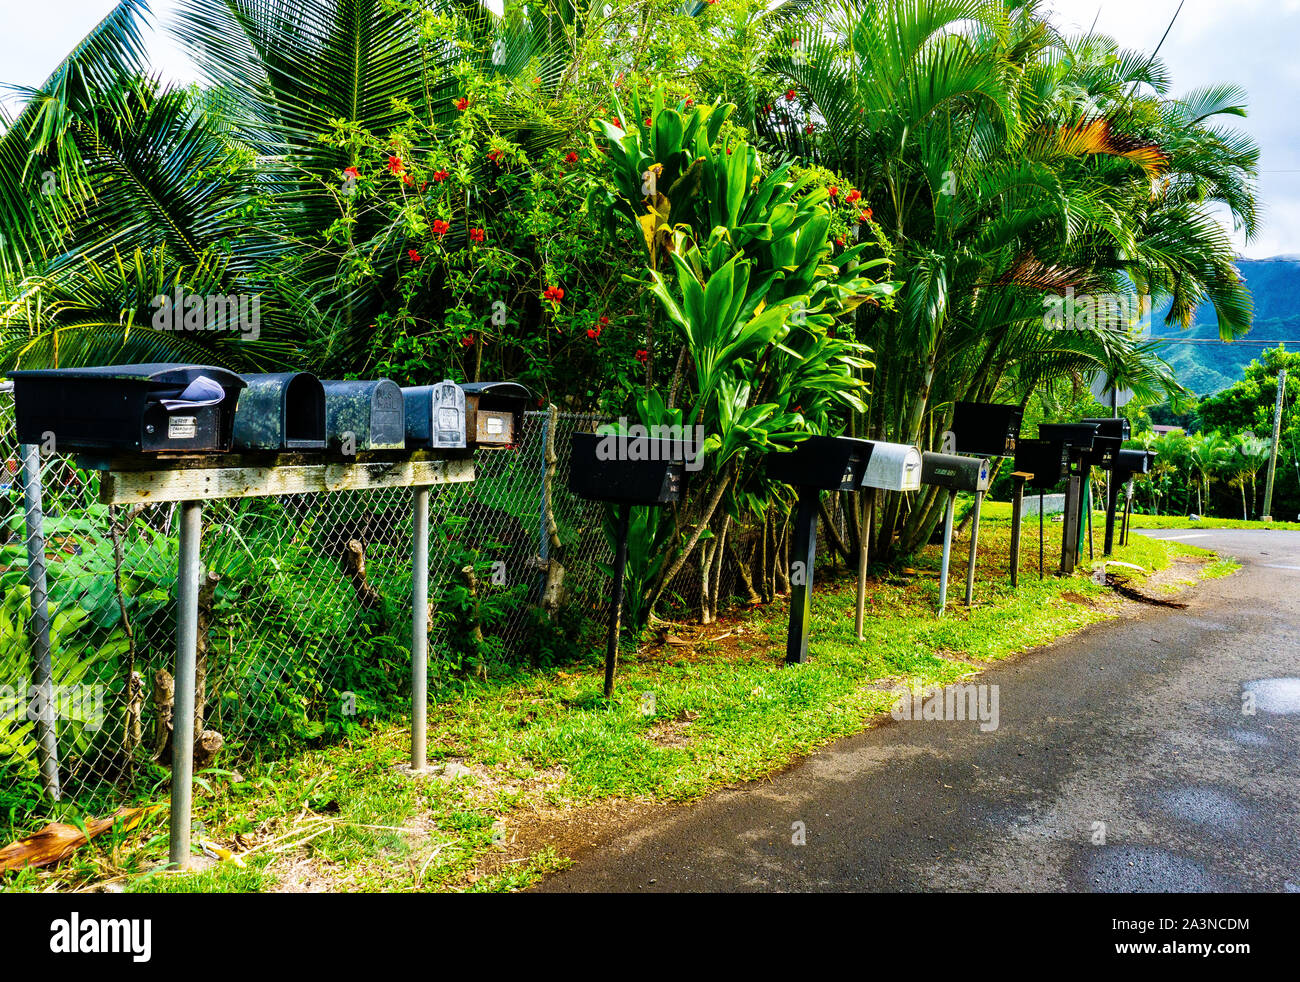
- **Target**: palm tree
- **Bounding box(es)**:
[1226,430,1271,519]
[0,0,583,373]
[751,0,1258,557]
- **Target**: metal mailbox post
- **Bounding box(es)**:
[920,452,991,614]
[569,431,690,696]
[1081,418,1131,557]
[855,441,922,639]
[1113,448,1156,548]
[1012,437,1069,581]
[1039,423,1100,573]
[231,372,327,451]
[10,364,247,453]
[767,436,873,664]
[14,369,478,868]
[950,402,1026,585]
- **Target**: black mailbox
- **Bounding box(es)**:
[1085,435,1122,470]
[1081,417,1131,441]
[461,381,529,448]
[9,363,245,454]
[1038,422,1099,453]
[766,435,873,491]
[231,372,326,451]
[569,431,690,505]
[322,379,405,451]
[403,380,467,450]
[1014,438,1069,490]
[920,451,991,492]
[951,401,1024,457]
[1116,448,1153,475]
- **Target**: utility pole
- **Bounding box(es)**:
[1262,368,1286,522]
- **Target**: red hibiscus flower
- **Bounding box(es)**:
[643,118,652,127]
[469,228,485,243]
[805,123,815,134]
[387,156,404,175]
[858,208,873,223]
[461,334,475,348]
[408,248,422,263]
[343,166,359,180]
[835,238,844,247]
[487,149,503,165]
[685,98,694,106]
[432,169,450,182]
[543,285,564,302]
[432,219,450,237]
[586,328,598,340]
[565,151,579,163]
[828,186,839,199]
[845,189,861,204]
[599,316,610,327]
[635,348,650,364]
[785,88,796,101]
[455,97,469,111]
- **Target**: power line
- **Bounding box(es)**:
[1147,338,1295,345]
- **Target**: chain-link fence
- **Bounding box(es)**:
[0,392,613,806]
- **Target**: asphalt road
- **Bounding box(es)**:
[537,529,1300,892]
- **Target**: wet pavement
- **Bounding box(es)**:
[537,529,1300,892]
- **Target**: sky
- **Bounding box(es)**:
[1,0,1297,258]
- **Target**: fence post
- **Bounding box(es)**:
[19,442,60,802]
[538,410,550,602]
[170,499,203,868]
[411,485,431,771]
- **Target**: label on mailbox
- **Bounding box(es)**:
[486,416,505,435]
[168,416,197,439]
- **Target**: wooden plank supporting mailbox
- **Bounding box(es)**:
[92,451,475,868]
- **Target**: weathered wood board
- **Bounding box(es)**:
[99,454,475,505]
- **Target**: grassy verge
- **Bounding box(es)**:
[978,498,1300,531]
[1,506,1236,894]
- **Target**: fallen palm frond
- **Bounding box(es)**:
[0,803,163,873]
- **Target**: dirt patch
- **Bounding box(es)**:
[474,797,672,883]
[1059,591,1097,607]
[645,710,699,748]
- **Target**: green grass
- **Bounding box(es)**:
[1,510,1233,894]
[978,498,1300,531]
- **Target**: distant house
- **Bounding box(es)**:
[1151,425,1184,436]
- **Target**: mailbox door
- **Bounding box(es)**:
[1081,417,1131,441]
[1086,435,1122,470]
[11,364,245,453]
[951,401,1024,457]
[862,441,923,491]
[1015,439,1069,490]
[462,381,529,448]
[368,381,405,449]
[1039,423,1100,453]
[569,432,685,505]
[431,381,467,449]
[921,452,991,493]
[767,435,872,491]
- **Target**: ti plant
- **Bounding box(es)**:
[590,85,899,626]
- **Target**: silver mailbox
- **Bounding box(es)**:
[921,452,991,493]
[403,380,466,450]
[862,441,923,492]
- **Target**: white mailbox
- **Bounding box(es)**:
[862,441,923,492]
